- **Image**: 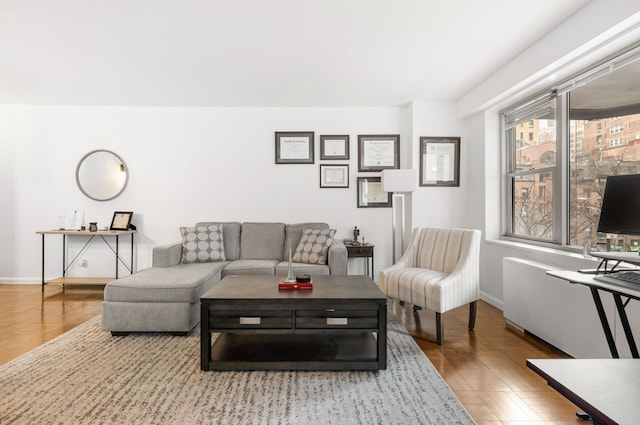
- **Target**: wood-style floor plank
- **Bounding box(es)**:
[0,284,578,424]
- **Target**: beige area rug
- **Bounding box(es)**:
[0,316,474,425]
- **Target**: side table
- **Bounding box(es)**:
[36,229,136,292]
[346,243,374,280]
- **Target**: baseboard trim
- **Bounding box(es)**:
[0,278,40,284]
[479,291,503,311]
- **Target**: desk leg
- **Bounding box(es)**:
[62,234,66,278]
[115,235,119,279]
[613,294,640,358]
[41,234,45,292]
[591,287,619,358]
[371,249,374,280]
[62,234,66,292]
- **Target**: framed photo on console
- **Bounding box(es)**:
[320,135,350,160]
[358,134,400,172]
[357,177,392,208]
[419,136,460,187]
[275,131,314,164]
[320,164,349,188]
[110,211,133,230]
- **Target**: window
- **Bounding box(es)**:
[504,93,557,241]
[609,138,624,147]
[503,44,640,249]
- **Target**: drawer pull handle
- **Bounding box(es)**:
[327,318,348,325]
[239,317,261,325]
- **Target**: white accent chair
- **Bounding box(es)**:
[379,227,481,345]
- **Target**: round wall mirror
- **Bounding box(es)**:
[76,149,129,201]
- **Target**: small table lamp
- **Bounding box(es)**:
[382,169,418,263]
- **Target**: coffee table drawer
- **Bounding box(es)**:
[210,310,292,330]
[295,309,378,329]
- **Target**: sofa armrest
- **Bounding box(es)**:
[152,242,183,268]
[328,240,347,276]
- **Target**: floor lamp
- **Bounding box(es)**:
[381,169,417,264]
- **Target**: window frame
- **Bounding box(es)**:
[502,43,640,249]
[503,92,567,245]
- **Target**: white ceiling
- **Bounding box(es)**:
[0,0,591,107]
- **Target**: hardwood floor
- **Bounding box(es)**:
[0,284,103,365]
[0,284,579,424]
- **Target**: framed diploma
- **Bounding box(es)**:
[275,131,314,164]
[320,135,350,160]
[319,164,349,188]
[358,134,400,172]
[357,177,392,208]
[110,211,133,230]
[419,137,460,187]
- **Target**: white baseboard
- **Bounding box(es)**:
[0,278,40,284]
[479,291,503,311]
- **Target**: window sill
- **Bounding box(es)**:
[486,237,600,265]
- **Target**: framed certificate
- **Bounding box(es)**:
[320,164,349,188]
[275,132,314,164]
[110,211,133,230]
[320,135,350,160]
[357,177,392,208]
[419,137,460,187]
[358,134,400,172]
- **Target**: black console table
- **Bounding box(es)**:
[37,229,136,291]
[345,243,374,279]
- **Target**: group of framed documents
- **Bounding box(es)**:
[274,131,460,208]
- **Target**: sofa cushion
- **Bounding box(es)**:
[240,222,285,260]
[284,223,329,256]
[196,222,241,260]
[104,262,225,303]
[222,260,278,276]
[180,225,226,263]
[292,228,336,265]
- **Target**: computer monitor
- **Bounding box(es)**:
[597,174,640,235]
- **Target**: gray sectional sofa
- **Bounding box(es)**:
[101,222,346,335]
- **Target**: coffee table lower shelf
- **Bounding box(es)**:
[206,332,381,371]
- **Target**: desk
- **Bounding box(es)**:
[527,358,640,425]
[547,270,640,358]
[346,244,374,279]
[37,229,136,291]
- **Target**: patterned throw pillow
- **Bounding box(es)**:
[180,225,226,263]
[292,228,336,265]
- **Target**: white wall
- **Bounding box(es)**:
[0,115,15,278]
[1,104,472,282]
[409,101,469,229]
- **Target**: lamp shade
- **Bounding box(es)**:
[381,169,418,192]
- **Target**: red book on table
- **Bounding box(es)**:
[278,277,313,290]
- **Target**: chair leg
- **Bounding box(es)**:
[436,312,443,345]
[468,301,477,331]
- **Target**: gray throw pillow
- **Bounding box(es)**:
[292,228,336,265]
[180,224,226,263]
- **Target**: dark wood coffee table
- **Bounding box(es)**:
[200,274,387,371]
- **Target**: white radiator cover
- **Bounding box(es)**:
[503,257,640,358]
